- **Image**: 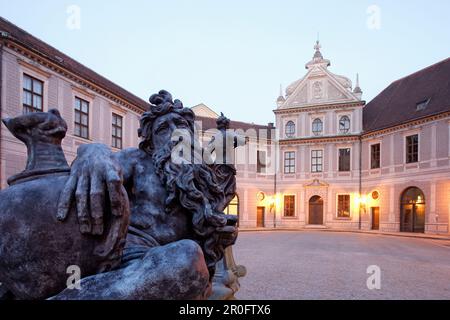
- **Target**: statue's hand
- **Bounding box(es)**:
[56,144,128,235]
[216,215,238,248]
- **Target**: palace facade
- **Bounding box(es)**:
[270,42,450,234]
[1,17,449,234]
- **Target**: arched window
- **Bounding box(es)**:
[339,116,351,134]
[400,187,425,233]
[285,121,295,138]
[224,194,239,227]
[312,118,323,136]
[225,195,239,216]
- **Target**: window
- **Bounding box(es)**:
[371,143,381,169]
[74,97,89,139]
[257,150,266,173]
[284,151,295,174]
[311,150,323,173]
[416,99,430,111]
[22,74,43,113]
[284,195,295,217]
[337,195,350,218]
[312,118,323,136]
[112,113,123,149]
[225,195,239,216]
[406,134,418,163]
[285,121,296,138]
[338,148,351,172]
[339,116,350,134]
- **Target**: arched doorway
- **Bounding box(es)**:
[400,187,425,233]
[309,196,324,225]
[224,194,239,226]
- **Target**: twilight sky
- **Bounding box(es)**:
[1,0,449,125]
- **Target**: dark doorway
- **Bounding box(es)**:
[371,207,380,230]
[257,206,265,228]
[309,196,324,225]
[400,187,425,233]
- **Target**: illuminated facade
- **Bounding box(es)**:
[202,44,450,235]
[241,43,450,234]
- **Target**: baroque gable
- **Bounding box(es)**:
[277,41,362,109]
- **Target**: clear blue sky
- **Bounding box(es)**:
[1,0,449,125]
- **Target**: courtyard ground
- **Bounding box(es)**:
[233,231,450,300]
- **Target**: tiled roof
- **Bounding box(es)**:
[0,16,150,111]
[363,58,450,132]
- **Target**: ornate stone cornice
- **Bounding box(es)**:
[3,39,146,115]
[17,58,51,78]
[279,134,360,145]
[274,101,365,115]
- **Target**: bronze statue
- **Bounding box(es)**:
[0,90,245,300]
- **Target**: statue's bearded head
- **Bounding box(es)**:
[138,90,228,275]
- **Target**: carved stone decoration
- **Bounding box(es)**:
[305,179,329,188]
[313,81,323,100]
[291,85,308,106]
[0,90,245,300]
[209,246,247,300]
[328,82,347,100]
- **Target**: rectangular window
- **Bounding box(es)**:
[257,150,266,173]
[406,134,419,163]
[337,195,350,218]
[112,113,123,149]
[371,143,381,169]
[284,151,295,174]
[284,195,295,217]
[311,150,323,173]
[338,148,351,172]
[74,97,89,139]
[23,74,43,113]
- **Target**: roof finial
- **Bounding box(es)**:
[277,83,286,106]
[313,37,323,60]
[353,73,362,95]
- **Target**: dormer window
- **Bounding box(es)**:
[285,121,296,138]
[339,116,351,134]
[312,118,323,136]
[416,98,430,111]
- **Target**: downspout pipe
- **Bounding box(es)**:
[273,133,277,229]
[358,136,362,230]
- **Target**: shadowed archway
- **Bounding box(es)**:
[309,195,324,225]
[400,187,425,233]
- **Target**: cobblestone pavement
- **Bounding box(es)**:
[233,231,450,300]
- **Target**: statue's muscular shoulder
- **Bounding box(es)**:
[113,147,155,182]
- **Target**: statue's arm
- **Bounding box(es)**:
[56,143,129,236]
[111,147,138,185]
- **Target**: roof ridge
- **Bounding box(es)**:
[364,57,450,132]
[0,16,150,110]
[390,57,450,85]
